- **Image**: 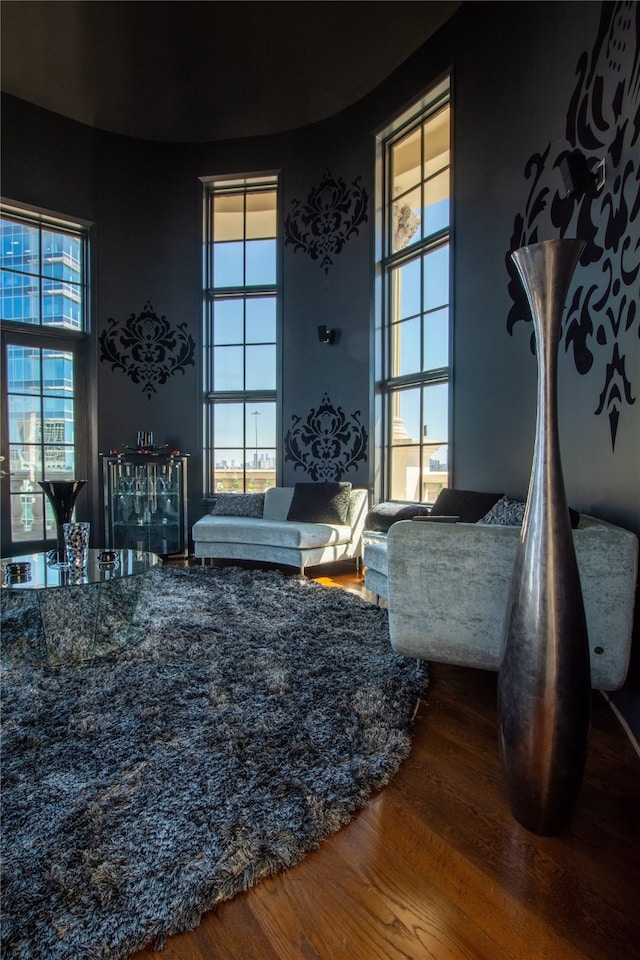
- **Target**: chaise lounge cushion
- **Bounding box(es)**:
[194,516,351,549]
[287,481,352,524]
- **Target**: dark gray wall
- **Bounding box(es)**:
[2,1,639,735]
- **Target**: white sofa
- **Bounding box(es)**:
[193,485,368,575]
[364,514,638,691]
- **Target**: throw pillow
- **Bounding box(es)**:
[365,501,430,533]
[477,496,526,526]
[477,497,581,529]
[211,493,265,518]
[287,482,352,524]
[429,488,504,523]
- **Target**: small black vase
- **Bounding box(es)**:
[38,480,87,566]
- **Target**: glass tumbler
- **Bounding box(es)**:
[63,521,91,569]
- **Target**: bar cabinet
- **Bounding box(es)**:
[102,452,188,557]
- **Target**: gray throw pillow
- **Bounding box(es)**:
[287,482,352,524]
[477,496,526,526]
[212,493,265,518]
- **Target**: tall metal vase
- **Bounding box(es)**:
[38,479,87,567]
[498,239,591,836]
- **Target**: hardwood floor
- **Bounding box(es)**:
[133,561,640,960]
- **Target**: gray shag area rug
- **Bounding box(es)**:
[1,565,426,960]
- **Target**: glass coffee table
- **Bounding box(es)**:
[1,549,162,667]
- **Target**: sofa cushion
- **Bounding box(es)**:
[365,501,430,533]
[363,540,388,576]
[211,492,265,518]
[192,516,351,548]
[429,488,503,523]
[287,482,352,524]
[263,487,294,520]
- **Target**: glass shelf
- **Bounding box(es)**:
[102,453,188,557]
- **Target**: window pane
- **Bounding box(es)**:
[8,346,41,392]
[42,230,82,281]
[422,382,449,442]
[213,345,244,390]
[246,191,277,239]
[424,108,450,179]
[423,169,450,236]
[246,401,276,490]
[389,443,420,501]
[10,443,41,483]
[213,299,243,344]
[392,128,421,199]
[43,350,73,394]
[391,258,421,321]
[214,403,244,446]
[8,395,40,442]
[0,272,39,324]
[245,403,276,447]
[246,344,276,390]
[42,282,82,329]
[213,449,245,492]
[246,239,276,286]
[391,387,421,443]
[392,188,422,253]
[1,221,39,274]
[44,445,75,475]
[423,307,449,370]
[422,442,448,504]
[10,487,45,541]
[423,246,449,311]
[213,241,244,287]
[43,399,74,442]
[213,194,244,241]
[392,316,421,377]
[246,297,276,343]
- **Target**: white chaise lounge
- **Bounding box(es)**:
[193,483,368,576]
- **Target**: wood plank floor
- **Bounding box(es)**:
[132,561,640,960]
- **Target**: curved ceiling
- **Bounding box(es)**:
[1,0,461,143]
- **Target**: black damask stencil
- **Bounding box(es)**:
[99,302,196,400]
[284,394,368,481]
[284,169,368,273]
[507,1,639,449]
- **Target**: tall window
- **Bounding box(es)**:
[202,176,279,496]
[377,78,451,504]
[0,204,89,552]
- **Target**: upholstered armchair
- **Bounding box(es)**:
[383,515,638,691]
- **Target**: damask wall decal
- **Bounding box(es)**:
[284,394,368,481]
[99,302,196,400]
[507,1,639,450]
[284,169,368,273]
